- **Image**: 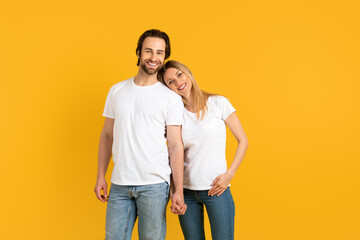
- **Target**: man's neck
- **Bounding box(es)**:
[134,69,158,86]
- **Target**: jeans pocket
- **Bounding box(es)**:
[165,183,170,199]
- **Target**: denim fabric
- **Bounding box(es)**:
[178,188,235,240]
[105,182,170,240]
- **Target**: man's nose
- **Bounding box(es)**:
[150,53,156,61]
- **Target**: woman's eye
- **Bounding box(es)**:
[168,80,173,85]
[177,72,182,77]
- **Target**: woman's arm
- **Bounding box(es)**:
[208,112,249,196]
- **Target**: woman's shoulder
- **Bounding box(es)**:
[207,95,235,119]
[207,95,231,106]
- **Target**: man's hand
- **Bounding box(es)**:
[208,172,232,197]
[95,117,113,203]
[94,178,108,203]
[170,191,187,215]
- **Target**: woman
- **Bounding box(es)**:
[158,60,249,240]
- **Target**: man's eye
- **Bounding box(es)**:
[157,52,163,55]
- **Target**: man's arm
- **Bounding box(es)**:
[94,117,114,203]
[167,125,187,215]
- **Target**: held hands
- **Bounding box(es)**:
[170,187,187,215]
[94,178,108,203]
[208,172,233,197]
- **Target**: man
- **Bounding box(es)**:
[94,29,187,240]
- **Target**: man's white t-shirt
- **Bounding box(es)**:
[103,77,184,185]
[182,96,236,190]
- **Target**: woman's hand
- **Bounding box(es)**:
[208,172,233,196]
[207,112,249,197]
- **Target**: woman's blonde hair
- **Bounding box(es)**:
[158,60,216,120]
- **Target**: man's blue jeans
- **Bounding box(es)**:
[179,188,235,240]
[105,182,170,240]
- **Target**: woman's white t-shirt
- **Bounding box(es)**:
[182,96,236,190]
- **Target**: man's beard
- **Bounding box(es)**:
[140,61,163,75]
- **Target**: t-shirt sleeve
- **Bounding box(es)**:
[218,96,236,120]
[166,94,184,125]
[102,86,115,119]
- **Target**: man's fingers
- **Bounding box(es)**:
[180,204,187,215]
[171,205,181,214]
[171,200,186,215]
[177,200,186,209]
[103,186,108,198]
[174,202,182,211]
[95,187,104,202]
[172,210,181,215]
[172,205,187,215]
[170,204,176,213]
[95,187,101,199]
[95,184,109,203]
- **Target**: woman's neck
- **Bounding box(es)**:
[183,95,194,112]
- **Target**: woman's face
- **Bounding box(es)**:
[163,68,192,98]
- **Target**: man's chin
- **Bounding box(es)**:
[141,65,162,75]
[146,69,158,75]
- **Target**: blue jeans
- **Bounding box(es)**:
[105,182,170,240]
[179,188,235,240]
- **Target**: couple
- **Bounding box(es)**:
[94,29,248,240]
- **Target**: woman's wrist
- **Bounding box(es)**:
[226,169,235,179]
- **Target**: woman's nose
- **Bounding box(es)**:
[174,79,181,87]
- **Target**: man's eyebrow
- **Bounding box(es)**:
[143,48,164,52]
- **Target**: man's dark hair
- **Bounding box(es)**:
[136,29,171,66]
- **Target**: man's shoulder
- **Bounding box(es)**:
[156,82,182,100]
[110,77,133,90]
[106,77,134,96]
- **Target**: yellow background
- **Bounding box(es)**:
[1,0,359,239]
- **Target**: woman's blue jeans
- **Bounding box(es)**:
[179,188,235,240]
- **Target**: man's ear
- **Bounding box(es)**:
[136,50,140,58]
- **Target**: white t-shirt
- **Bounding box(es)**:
[182,96,236,190]
[103,77,184,185]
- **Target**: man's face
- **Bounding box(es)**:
[137,37,166,75]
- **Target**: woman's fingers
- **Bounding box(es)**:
[210,177,219,186]
[209,186,219,196]
[217,189,226,197]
